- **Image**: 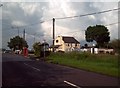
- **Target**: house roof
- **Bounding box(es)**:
[62,36,80,43]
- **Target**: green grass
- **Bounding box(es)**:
[47,52,119,77]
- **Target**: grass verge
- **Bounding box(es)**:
[47,52,119,77]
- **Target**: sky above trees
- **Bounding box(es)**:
[1,0,119,49]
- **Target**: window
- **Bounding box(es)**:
[56,40,58,43]
[75,43,77,46]
[68,44,69,46]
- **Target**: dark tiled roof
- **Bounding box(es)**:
[62,36,80,43]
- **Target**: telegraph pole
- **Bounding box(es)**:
[53,18,55,52]
[43,40,46,60]
[17,27,20,37]
[23,29,25,40]
[34,33,36,44]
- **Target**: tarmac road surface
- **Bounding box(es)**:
[2,53,119,88]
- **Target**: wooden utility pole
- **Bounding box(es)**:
[23,29,25,40]
[18,28,19,36]
[53,18,55,52]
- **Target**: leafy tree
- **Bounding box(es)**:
[109,39,120,54]
[33,42,41,57]
[85,25,110,48]
[7,36,28,51]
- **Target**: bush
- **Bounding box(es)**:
[33,42,41,57]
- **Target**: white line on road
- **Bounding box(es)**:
[24,63,40,71]
[64,80,81,88]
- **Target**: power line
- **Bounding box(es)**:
[60,22,119,35]
[10,19,51,29]
[2,19,52,30]
[105,22,120,26]
[55,8,120,20]
[2,8,119,29]
[2,8,119,28]
[19,19,52,28]
[2,19,52,33]
[22,21,45,27]
[3,21,119,32]
[62,31,80,34]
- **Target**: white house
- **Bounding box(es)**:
[51,36,80,52]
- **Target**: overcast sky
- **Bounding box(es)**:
[1,0,119,49]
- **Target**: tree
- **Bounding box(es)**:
[8,36,28,51]
[33,42,41,57]
[109,39,120,53]
[85,25,110,48]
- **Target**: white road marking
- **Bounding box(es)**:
[24,63,40,71]
[64,80,81,88]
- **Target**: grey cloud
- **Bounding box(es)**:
[2,2,118,49]
[55,2,118,45]
[56,2,104,29]
[2,2,49,49]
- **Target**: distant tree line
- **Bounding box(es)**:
[7,25,119,54]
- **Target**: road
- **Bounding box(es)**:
[2,53,118,88]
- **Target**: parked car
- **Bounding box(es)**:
[3,50,12,53]
[15,50,20,54]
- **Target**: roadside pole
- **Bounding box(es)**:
[44,41,45,61]
[53,18,55,52]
